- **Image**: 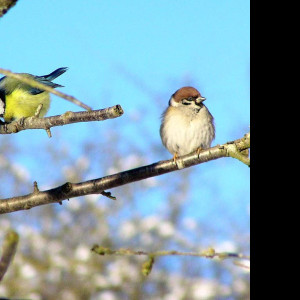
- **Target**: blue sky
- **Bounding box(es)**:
[1,1,250,240]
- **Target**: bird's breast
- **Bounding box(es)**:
[160,106,214,156]
[4,89,50,122]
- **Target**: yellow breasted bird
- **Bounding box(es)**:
[0,67,67,123]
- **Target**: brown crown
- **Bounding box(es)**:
[172,86,201,102]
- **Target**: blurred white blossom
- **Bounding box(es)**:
[93,291,117,300]
[68,198,81,211]
[74,245,91,261]
[20,264,37,279]
[182,217,197,230]
[191,278,230,299]
[158,221,174,237]
[76,156,90,170]
[142,215,160,231]
[216,240,237,253]
[119,220,137,240]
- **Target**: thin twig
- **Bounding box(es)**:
[0,67,92,110]
[91,245,250,276]
[91,245,250,260]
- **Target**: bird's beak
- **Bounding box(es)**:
[195,96,206,104]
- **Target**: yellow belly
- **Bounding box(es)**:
[4,89,50,122]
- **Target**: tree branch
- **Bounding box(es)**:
[0,230,19,281]
[0,132,250,214]
[0,105,124,136]
[0,67,92,111]
[0,0,17,17]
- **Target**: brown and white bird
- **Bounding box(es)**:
[160,86,215,168]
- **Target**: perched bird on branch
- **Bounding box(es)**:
[0,67,67,122]
[160,86,215,168]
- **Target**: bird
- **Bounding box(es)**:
[160,86,215,168]
[0,67,68,123]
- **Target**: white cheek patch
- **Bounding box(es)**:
[169,97,180,107]
[0,98,5,116]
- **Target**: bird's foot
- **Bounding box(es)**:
[196,147,203,158]
[173,153,184,169]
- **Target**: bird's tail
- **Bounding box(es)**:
[29,67,68,94]
[43,67,68,81]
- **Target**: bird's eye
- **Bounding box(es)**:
[187,97,194,101]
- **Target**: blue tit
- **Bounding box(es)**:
[0,67,68,122]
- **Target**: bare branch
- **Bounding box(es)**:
[0,132,250,214]
[0,67,92,110]
[0,230,19,281]
[0,105,124,135]
[0,0,17,17]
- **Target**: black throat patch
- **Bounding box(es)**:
[0,89,6,116]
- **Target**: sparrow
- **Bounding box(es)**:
[0,67,67,123]
[160,86,215,168]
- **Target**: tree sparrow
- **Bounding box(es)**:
[160,86,215,168]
